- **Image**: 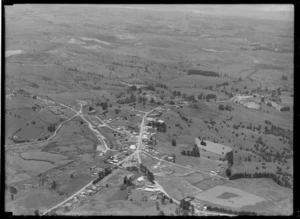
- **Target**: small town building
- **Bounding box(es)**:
[130,145,136,150]
[137,176,144,182]
[150,194,158,201]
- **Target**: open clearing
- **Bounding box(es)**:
[6,50,23,57]
[20,151,69,163]
[195,138,232,155]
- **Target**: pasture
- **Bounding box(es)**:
[194,185,265,208]
[156,176,204,200]
[195,138,232,155]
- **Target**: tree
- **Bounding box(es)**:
[219,104,224,111]
[225,151,234,167]
[158,210,164,215]
[123,176,127,185]
[147,171,155,183]
[34,210,39,216]
[172,139,176,146]
[181,150,186,156]
[47,124,56,132]
[281,75,288,80]
[51,180,57,190]
[226,168,232,177]
[9,186,17,194]
[156,201,160,211]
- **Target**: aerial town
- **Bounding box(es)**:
[5,4,293,216]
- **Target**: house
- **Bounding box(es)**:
[137,176,144,182]
[130,145,136,150]
[150,194,158,201]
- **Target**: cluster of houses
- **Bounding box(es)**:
[106,150,133,164]
[58,183,103,213]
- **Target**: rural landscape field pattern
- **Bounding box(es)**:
[5,4,293,216]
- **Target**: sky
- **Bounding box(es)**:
[101,4,294,22]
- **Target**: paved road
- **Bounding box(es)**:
[135,106,162,164]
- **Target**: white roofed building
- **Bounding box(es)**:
[130,144,136,150]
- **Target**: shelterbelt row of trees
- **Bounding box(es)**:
[229,172,292,189]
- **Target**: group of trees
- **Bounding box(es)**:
[172,139,176,146]
[206,206,257,216]
[93,167,112,184]
[229,172,292,189]
[140,164,155,183]
[120,175,134,190]
[206,94,217,101]
[145,85,156,91]
[218,104,233,111]
[185,95,196,102]
[117,94,136,104]
[225,151,234,167]
[263,122,292,143]
[155,83,168,89]
[187,69,219,77]
[181,144,200,157]
[123,176,134,186]
[172,90,181,97]
[216,82,229,88]
[148,121,167,133]
[96,102,108,110]
[176,199,194,216]
[50,180,57,190]
[47,124,56,132]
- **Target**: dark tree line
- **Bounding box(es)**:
[181,144,200,157]
[229,172,292,189]
[172,90,181,97]
[140,164,155,183]
[206,206,257,216]
[148,121,167,133]
[93,167,113,184]
[225,151,234,167]
[218,104,233,111]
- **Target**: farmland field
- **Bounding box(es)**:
[194,185,265,208]
[5,4,293,216]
